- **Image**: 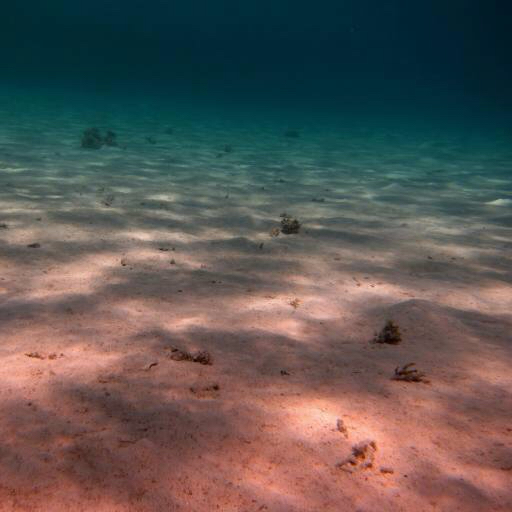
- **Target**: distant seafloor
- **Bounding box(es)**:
[0,81,511,510]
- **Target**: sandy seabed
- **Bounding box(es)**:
[0,95,511,511]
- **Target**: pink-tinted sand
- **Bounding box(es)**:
[0,121,511,511]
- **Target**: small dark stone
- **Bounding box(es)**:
[193,351,212,365]
[169,347,212,365]
[81,128,103,149]
[280,216,301,235]
[284,129,300,138]
[103,194,115,207]
[27,243,41,248]
[373,320,402,345]
[104,130,118,147]
[81,128,118,149]
[393,363,429,383]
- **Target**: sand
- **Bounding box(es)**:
[0,93,511,511]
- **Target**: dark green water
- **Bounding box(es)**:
[2,1,511,118]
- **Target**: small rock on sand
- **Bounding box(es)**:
[168,347,212,365]
[337,440,377,472]
[336,418,349,438]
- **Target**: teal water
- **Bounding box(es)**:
[2,2,511,159]
[1,85,511,240]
